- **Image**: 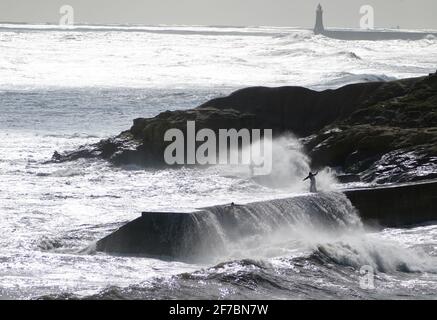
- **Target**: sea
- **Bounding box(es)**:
[0,24,437,299]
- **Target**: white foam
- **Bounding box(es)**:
[0,25,436,90]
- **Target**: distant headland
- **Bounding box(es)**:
[314,4,437,40]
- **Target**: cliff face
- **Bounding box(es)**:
[56,72,437,184]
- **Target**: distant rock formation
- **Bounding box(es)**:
[56,71,437,184]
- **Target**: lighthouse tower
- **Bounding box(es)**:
[314,4,325,34]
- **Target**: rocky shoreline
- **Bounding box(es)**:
[66,72,437,258]
[56,71,437,184]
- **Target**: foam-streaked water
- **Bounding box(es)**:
[1,24,436,90]
[1,24,437,299]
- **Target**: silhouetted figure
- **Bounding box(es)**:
[303,171,318,193]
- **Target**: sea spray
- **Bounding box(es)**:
[171,192,362,262]
[219,134,338,192]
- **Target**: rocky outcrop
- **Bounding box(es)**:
[305,73,437,183]
[55,108,259,166]
[198,82,386,136]
[56,72,437,183]
[95,212,199,258]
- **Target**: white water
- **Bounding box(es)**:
[1,24,436,90]
[0,24,437,299]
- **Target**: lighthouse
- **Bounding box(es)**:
[314,4,325,34]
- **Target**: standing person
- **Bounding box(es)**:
[303,171,318,193]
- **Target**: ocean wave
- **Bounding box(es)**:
[61,238,437,300]
[0,24,283,37]
[266,48,317,57]
[128,192,364,262]
[42,133,101,139]
[34,221,437,300]
[315,73,397,89]
[36,168,84,178]
[311,238,437,274]
[1,25,435,89]
[36,236,66,251]
[335,51,362,60]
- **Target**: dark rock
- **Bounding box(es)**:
[360,149,437,184]
[96,181,437,259]
[57,73,437,184]
[336,174,361,184]
[199,83,386,136]
[305,74,437,183]
[52,151,61,162]
[95,212,202,258]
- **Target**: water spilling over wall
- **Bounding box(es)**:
[96,192,362,262]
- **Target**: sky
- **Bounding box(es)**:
[1,0,436,29]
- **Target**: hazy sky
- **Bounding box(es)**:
[1,0,436,29]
